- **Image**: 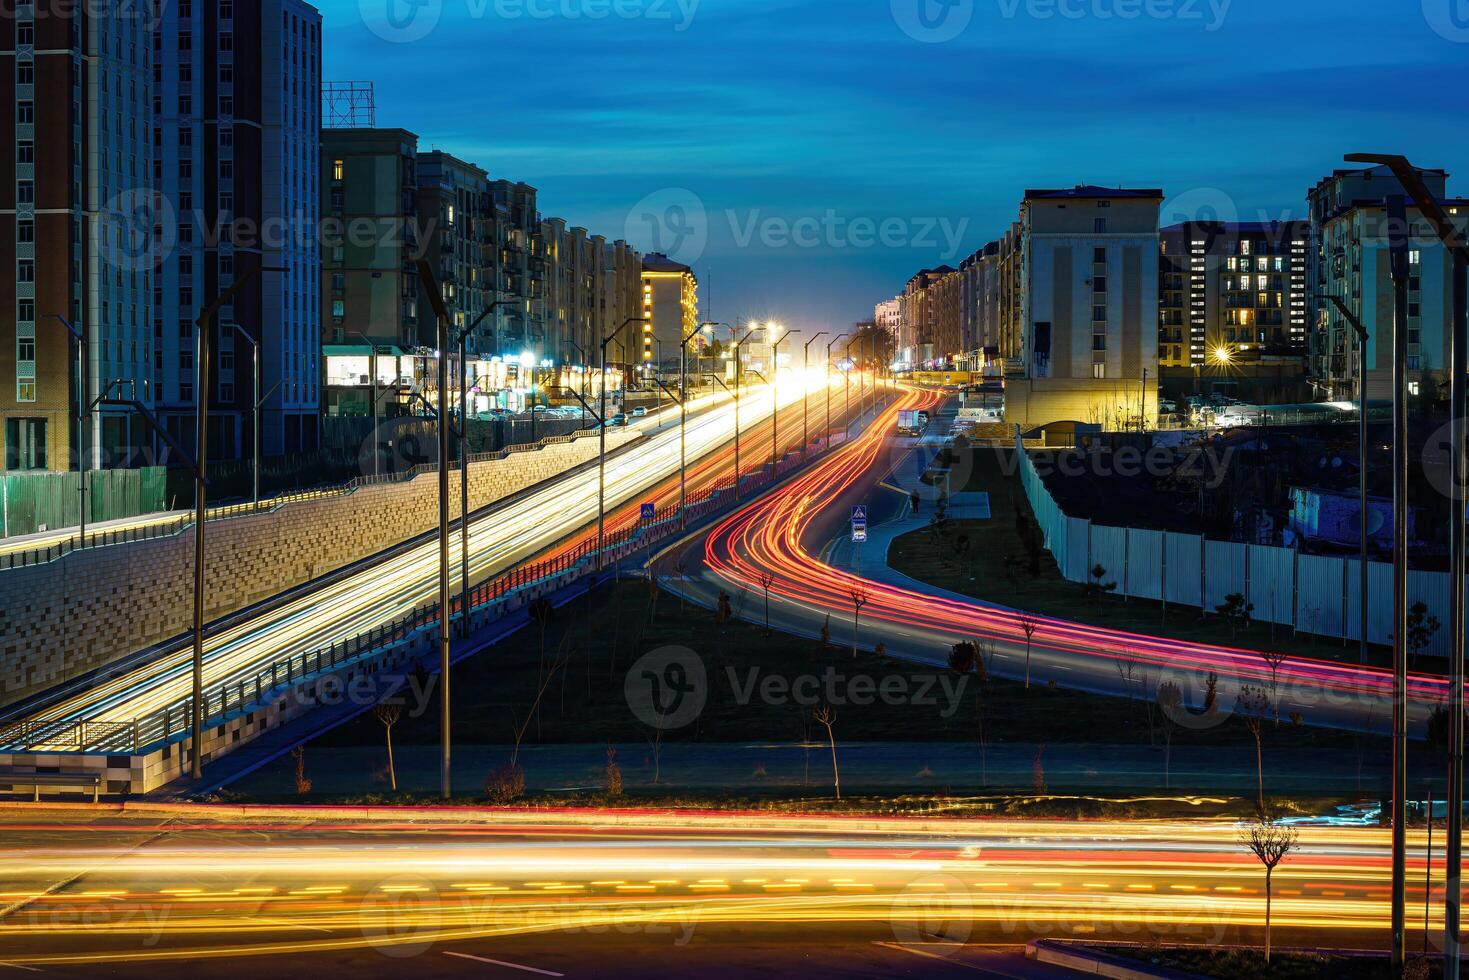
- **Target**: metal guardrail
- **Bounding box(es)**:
[2,396,894,755]
[0,427,614,571]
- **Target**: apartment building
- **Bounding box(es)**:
[2,4,155,471]
[416,151,493,349]
[641,252,698,370]
[320,128,421,353]
[1011,185,1162,428]
[1309,164,1468,401]
[1157,220,1309,370]
[897,266,952,368]
[154,0,323,458]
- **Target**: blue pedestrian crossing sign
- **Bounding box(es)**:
[851,505,868,523]
[641,503,657,521]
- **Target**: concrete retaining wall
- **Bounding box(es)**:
[0,430,639,708]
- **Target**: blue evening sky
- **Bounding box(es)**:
[327,0,1468,331]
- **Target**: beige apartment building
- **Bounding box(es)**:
[641,253,699,370]
[1009,185,1162,428]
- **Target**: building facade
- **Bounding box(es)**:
[1011,185,1162,428]
[1157,220,1309,370]
[154,0,323,458]
[1310,164,1467,401]
[641,252,698,370]
[2,3,155,471]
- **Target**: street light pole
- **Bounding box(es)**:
[598,317,643,567]
[415,260,458,800]
[678,324,712,528]
[732,327,759,499]
[826,334,847,450]
[46,315,88,543]
[349,331,383,481]
[455,302,512,636]
[769,329,797,473]
[232,325,263,508]
[1349,151,1469,979]
[803,332,828,459]
[190,264,284,781]
[1322,296,1371,666]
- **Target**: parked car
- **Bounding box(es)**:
[631,407,648,418]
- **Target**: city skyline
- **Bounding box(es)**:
[329,0,1469,329]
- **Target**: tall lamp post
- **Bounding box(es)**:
[231,325,279,509]
[825,333,848,449]
[677,323,715,528]
[1321,296,1371,666]
[1349,152,1469,979]
[414,259,459,799]
[455,301,514,633]
[45,314,88,542]
[598,317,644,566]
[190,264,285,780]
[732,326,760,499]
[769,328,798,472]
[802,332,828,459]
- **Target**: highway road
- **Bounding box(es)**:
[669,388,1457,737]
[0,806,1429,974]
[4,375,843,751]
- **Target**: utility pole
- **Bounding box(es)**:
[1348,151,1469,979]
[598,318,643,566]
[826,333,847,451]
[803,332,828,459]
[456,302,513,634]
[190,264,284,780]
[415,260,457,800]
[770,329,797,473]
[732,326,760,497]
[1322,296,1372,666]
[232,325,269,508]
[46,315,88,542]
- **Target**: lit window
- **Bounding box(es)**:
[333,159,343,181]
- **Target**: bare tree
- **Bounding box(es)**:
[759,571,776,636]
[1236,685,1271,814]
[1239,814,1298,963]
[813,703,840,800]
[1259,648,1288,725]
[849,587,870,658]
[1156,682,1183,789]
[373,701,402,792]
[1019,614,1038,689]
[528,597,556,736]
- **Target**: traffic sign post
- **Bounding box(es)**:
[641,503,657,522]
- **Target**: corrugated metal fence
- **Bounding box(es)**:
[1,468,167,538]
[1017,445,1449,657]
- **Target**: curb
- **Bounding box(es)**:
[1026,940,1210,979]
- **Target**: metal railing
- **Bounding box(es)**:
[2,394,895,756]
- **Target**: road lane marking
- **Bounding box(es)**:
[443,951,564,976]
